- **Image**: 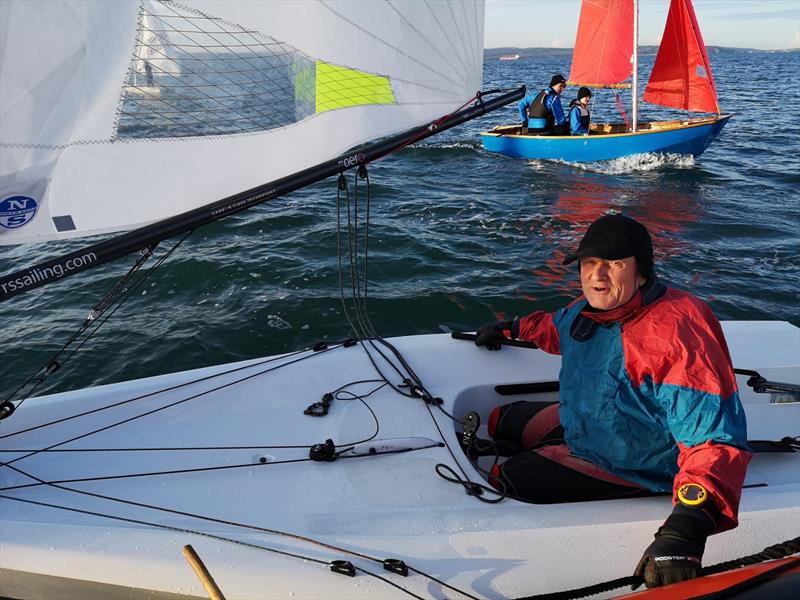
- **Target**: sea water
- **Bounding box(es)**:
[1,50,798,396]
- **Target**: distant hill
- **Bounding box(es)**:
[484,46,798,60]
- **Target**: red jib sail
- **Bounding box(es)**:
[643,0,720,113]
[568,0,634,87]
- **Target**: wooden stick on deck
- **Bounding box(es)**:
[182,544,227,600]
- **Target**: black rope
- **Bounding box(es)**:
[5,232,196,411]
[5,243,157,406]
[1,379,388,491]
[511,537,800,600]
[0,493,425,599]
[702,537,800,576]
[331,169,481,497]
[0,344,339,467]
[0,342,333,441]
[2,451,473,600]
[434,463,506,504]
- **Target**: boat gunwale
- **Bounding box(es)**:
[481,114,732,140]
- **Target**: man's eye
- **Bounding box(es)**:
[610,261,625,270]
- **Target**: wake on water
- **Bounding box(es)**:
[562,152,697,174]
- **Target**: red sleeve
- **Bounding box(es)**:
[517,311,561,355]
[675,441,751,532]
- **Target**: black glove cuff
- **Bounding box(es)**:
[661,504,716,546]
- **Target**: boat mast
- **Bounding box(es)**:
[631,0,639,131]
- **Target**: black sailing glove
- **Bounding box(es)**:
[475,319,517,351]
[633,502,716,589]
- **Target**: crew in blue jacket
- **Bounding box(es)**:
[569,86,592,135]
[518,74,568,135]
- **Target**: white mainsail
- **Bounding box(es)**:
[0,0,484,246]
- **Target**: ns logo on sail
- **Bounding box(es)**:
[0,196,38,229]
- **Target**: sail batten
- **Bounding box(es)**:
[643,0,719,113]
[568,0,634,87]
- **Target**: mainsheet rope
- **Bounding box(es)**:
[335,166,508,509]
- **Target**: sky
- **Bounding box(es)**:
[484,0,800,51]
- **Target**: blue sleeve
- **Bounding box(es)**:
[518,96,532,124]
[551,96,566,125]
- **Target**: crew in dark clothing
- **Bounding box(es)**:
[518,74,568,135]
[569,86,592,135]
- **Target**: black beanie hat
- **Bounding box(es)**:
[563,214,654,276]
[550,74,567,87]
[578,86,592,100]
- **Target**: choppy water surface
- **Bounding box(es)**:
[2,51,799,397]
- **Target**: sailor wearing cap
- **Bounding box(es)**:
[518,73,569,135]
[472,213,751,589]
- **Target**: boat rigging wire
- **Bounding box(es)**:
[1,456,477,600]
[0,344,371,465]
[0,493,429,600]
[3,232,189,409]
[336,167,462,423]
[332,164,503,498]
[0,444,436,492]
[0,344,322,439]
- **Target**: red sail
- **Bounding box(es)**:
[569,0,633,87]
[644,0,719,113]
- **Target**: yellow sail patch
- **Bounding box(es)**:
[315,62,395,113]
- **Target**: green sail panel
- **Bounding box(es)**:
[315,62,396,113]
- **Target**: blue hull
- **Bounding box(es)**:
[480,116,731,163]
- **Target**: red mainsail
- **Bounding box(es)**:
[643,0,719,113]
[568,0,634,87]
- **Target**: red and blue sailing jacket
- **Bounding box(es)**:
[513,278,751,532]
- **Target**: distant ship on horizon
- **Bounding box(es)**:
[499,53,520,61]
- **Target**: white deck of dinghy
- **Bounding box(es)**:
[1,321,798,599]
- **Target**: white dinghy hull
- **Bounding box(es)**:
[1,322,798,599]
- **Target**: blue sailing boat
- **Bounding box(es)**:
[481,0,731,163]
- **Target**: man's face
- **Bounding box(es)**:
[554,82,566,95]
[579,256,645,310]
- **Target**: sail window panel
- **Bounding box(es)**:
[118,0,315,139]
[117,1,405,138]
[1,1,486,245]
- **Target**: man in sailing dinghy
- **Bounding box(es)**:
[474,214,751,588]
[568,87,592,135]
[518,74,569,136]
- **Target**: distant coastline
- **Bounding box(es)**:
[484,46,799,59]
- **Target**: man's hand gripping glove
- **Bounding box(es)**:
[475,318,518,351]
[634,483,716,588]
